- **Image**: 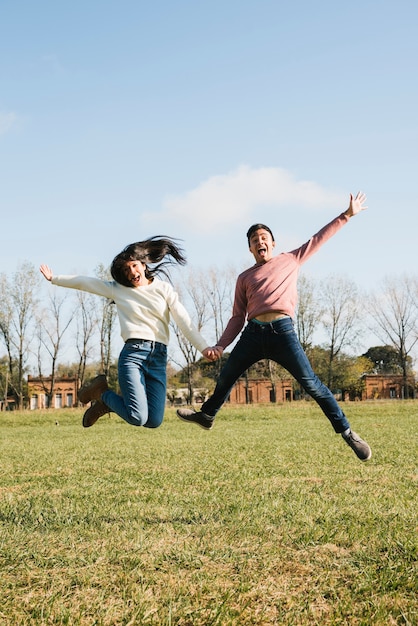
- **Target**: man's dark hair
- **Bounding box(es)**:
[246,224,275,245]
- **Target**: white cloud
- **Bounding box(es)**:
[0,111,18,135]
[141,165,345,232]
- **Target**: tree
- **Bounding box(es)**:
[307,347,373,400]
[362,345,409,375]
[171,269,211,403]
[0,274,15,395]
[169,264,238,401]
[305,346,331,389]
[95,263,117,377]
[265,359,291,403]
[74,290,99,399]
[198,264,237,380]
[336,355,374,400]
[36,290,73,407]
[368,275,418,398]
[296,274,323,352]
[0,263,40,408]
[200,265,236,340]
[319,274,363,389]
[0,355,11,409]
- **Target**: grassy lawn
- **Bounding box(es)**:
[0,401,417,625]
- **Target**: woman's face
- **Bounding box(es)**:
[123,260,148,287]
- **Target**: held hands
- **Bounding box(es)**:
[202,345,224,362]
[345,191,368,217]
[39,264,53,281]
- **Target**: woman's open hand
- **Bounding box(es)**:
[39,264,53,281]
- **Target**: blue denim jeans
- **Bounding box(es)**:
[102,339,167,427]
[202,317,350,433]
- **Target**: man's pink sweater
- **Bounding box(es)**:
[217,212,350,349]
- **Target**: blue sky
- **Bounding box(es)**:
[1,0,417,289]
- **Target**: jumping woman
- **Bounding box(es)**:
[40,237,215,428]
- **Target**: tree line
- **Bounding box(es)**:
[1,262,417,409]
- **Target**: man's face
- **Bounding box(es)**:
[248,228,275,264]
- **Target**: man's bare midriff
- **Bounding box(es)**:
[253,311,288,322]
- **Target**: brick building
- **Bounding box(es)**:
[361,374,415,400]
[168,377,294,407]
[27,376,79,409]
[228,377,294,404]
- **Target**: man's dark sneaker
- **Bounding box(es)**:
[176,408,214,430]
[82,400,109,428]
[78,374,108,404]
[342,430,372,461]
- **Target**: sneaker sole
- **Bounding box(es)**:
[177,414,213,431]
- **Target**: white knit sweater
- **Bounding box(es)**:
[51,275,208,352]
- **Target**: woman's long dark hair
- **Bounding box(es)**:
[111,236,187,287]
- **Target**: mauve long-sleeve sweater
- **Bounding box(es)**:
[217,212,350,349]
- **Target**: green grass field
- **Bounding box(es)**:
[0,401,417,625]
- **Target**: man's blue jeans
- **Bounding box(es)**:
[202,317,350,433]
[102,339,167,428]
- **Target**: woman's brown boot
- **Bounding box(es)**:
[78,375,109,404]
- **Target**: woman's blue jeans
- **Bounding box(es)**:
[102,339,167,428]
[202,317,350,433]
